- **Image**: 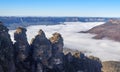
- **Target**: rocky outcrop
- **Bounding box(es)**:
[87,56,102,72]
[80,20,120,42]
[64,52,102,72]
[50,32,64,53]
[0,22,103,72]
[102,61,120,72]
[30,29,52,72]
[49,33,65,72]
[14,27,30,72]
[0,21,15,72]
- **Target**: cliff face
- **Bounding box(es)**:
[0,22,102,72]
[0,17,109,29]
[102,61,120,72]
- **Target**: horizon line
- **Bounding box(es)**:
[0,16,120,18]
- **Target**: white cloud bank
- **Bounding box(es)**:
[9,22,120,61]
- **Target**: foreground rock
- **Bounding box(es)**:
[0,21,15,72]
[102,61,120,72]
[80,20,120,42]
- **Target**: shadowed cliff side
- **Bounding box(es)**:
[0,21,15,72]
[49,32,65,72]
[14,27,31,72]
[30,29,52,72]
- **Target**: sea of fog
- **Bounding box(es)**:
[9,22,120,61]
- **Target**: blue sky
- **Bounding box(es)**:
[0,0,120,17]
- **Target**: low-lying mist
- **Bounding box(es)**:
[9,22,120,61]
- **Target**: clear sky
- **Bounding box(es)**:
[0,0,120,17]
